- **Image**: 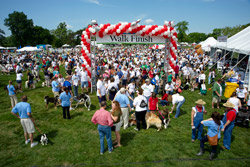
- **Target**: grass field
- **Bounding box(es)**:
[0,70,250,167]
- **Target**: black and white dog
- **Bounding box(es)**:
[73,93,91,111]
[44,96,59,109]
[40,134,48,145]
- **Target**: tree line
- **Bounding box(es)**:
[0,11,249,48]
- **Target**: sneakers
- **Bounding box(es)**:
[25,139,30,144]
[31,142,38,148]
[100,152,103,155]
[134,128,139,131]
[70,107,73,111]
[191,139,195,143]
[209,152,215,160]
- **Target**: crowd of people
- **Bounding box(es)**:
[1,45,248,159]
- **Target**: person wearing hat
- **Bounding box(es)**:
[141,79,154,112]
[191,99,207,142]
[222,101,237,150]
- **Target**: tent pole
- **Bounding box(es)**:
[205,52,230,72]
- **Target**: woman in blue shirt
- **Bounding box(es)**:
[196,111,224,160]
[59,87,72,119]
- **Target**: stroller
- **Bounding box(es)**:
[235,106,250,128]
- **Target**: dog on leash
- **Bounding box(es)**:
[129,113,137,126]
[73,93,91,111]
[40,134,48,145]
[146,112,162,131]
[44,96,59,109]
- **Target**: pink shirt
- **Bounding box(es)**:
[91,108,113,127]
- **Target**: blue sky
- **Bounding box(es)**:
[0,0,250,36]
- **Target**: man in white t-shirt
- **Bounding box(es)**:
[141,79,154,112]
[165,82,174,95]
[170,93,185,118]
[80,67,89,93]
[97,76,106,105]
[236,85,247,105]
[72,70,80,97]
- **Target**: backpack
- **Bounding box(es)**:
[139,97,147,108]
[110,86,117,93]
[151,78,156,85]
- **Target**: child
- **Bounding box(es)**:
[149,92,159,112]
[200,80,207,95]
[159,90,168,106]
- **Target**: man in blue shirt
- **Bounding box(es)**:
[114,88,131,129]
[11,96,38,148]
[7,80,18,108]
[51,77,60,97]
[117,68,123,79]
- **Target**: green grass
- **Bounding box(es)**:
[0,71,250,167]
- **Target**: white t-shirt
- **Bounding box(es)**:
[108,82,118,91]
[58,77,65,87]
[236,88,247,98]
[172,94,185,104]
[165,84,174,92]
[114,75,120,86]
[80,71,88,82]
[228,97,240,113]
[133,95,147,112]
[127,83,135,93]
[72,74,80,86]
[16,73,23,80]
[141,84,154,97]
[97,80,106,96]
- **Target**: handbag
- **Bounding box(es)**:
[207,126,220,146]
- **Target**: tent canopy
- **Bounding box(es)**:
[199,37,217,52]
[16,46,42,52]
[216,25,250,55]
[62,44,70,47]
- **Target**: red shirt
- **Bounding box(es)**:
[149,97,158,111]
[161,94,168,101]
[142,69,147,75]
[227,109,237,122]
[148,70,154,78]
[91,108,113,127]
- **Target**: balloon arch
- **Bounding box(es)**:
[80,21,178,90]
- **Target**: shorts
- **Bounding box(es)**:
[98,96,106,103]
[53,91,59,97]
[16,80,22,84]
[20,119,35,134]
[81,81,88,88]
[122,79,127,86]
[212,97,220,103]
[113,120,123,131]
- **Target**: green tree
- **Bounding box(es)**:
[186,32,207,43]
[175,21,189,42]
[4,11,34,46]
[53,22,68,45]
[32,26,53,45]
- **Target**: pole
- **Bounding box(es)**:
[91,36,96,94]
[164,38,169,85]
[205,51,230,72]
[248,54,250,90]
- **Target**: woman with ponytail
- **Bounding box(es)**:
[196,111,224,160]
[59,87,72,119]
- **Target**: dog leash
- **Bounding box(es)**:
[158,110,165,120]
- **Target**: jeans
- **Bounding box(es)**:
[175,99,185,118]
[192,123,203,140]
[154,85,159,94]
[129,92,134,109]
[135,111,147,130]
[160,100,168,106]
[223,123,234,150]
[208,76,211,84]
[73,85,78,97]
[97,124,113,153]
[145,96,150,112]
[200,135,218,153]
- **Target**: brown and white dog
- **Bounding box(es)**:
[146,109,170,131]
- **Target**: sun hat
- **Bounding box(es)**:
[195,99,206,105]
[223,101,235,108]
[145,79,150,82]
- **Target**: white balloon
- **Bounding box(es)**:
[85,50,89,54]
[166,31,170,36]
[86,65,90,68]
[84,35,88,39]
[104,29,108,34]
[86,39,90,43]
[171,21,175,26]
[164,21,168,26]
[172,47,175,51]
[82,31,87,35]
[128,28,132,32]
[164,31,168,35]
[117,29,121,33]
[100,24,104,27]
[152,30,156,34]
[81,41,83,45]
[84,61,87,65]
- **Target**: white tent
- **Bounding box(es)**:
[199,37,217,52]
[216,25,250,55]
[62,44,70,48]
[0,46,6,49]
[16,46,42,52]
